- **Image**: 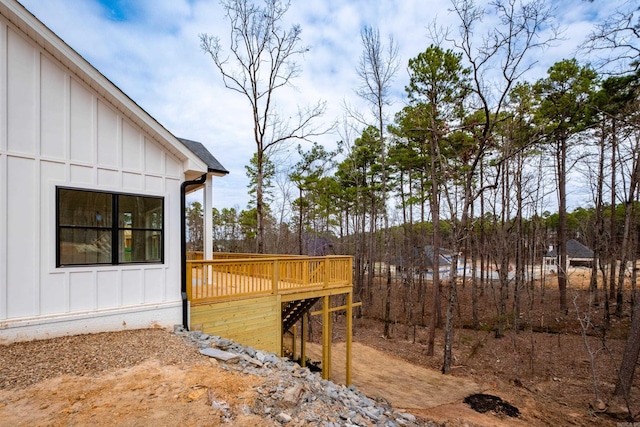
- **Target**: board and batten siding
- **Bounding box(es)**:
[0,16,185,341]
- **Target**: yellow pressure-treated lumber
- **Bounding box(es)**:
[310,301,362,316]
[187,254,354,383]
[301,314,307,368]
[322,295,330,380]
[346,291,353,385]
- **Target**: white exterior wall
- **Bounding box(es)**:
[0,16,187,342]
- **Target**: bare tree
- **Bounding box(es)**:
[356,26,400,338]
[580,0,640,73]
[200,0,327,253]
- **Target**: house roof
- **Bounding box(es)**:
[178,138,229,176]
[390,246,457,269]
[423,246,453,268]
[3,0,218,178]
[545,239,594,259]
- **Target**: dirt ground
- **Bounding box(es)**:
[307,326,634,426]
[1,324,634,427]
[315,267,639,426]
[0,329,269,427]
[0,269,638,426]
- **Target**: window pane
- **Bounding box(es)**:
[57,188,163,267]
[59,189,112,227]
[119,195,162,229]
[119,230,162,262]
[59,228,112,265]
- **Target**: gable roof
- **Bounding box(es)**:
[545,239,594,259]
[178,138,229,176]
[2,0,218,177]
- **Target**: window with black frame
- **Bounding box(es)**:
[57,188,163,266]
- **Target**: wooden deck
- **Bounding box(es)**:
[185,252,354,384]
[186,253,352,303]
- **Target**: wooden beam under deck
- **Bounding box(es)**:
[187,254,355,385]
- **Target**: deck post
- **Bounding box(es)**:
[301,314,307,368]
[346,290,352,385]
[276,294,283,356]
[323,257,329,288]
[322,294,331,380]
[273,259,280,294]
[291,325,297,361]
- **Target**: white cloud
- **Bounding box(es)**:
[17,0,627,212]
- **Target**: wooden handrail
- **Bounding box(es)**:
[187,255,352,305]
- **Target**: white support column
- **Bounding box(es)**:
[204,174,213,260]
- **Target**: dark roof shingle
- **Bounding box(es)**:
[178,138,229,175]
[545,239,594,258]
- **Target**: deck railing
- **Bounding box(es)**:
[187,251,302,260]
[186,254,352,305]
[186,251,204,260]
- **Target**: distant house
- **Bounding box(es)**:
[0,0,227,343]
[387,246,464,279]
[543,239,596,273]
[306,235,335,256]
[422,246,457,270]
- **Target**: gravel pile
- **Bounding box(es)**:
[176,327,430,426]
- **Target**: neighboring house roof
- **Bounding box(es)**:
[391,246,457,269]
[178,138,229,176]
[545,239,594,259]
[418,246,455,268]
[2,0,214,176]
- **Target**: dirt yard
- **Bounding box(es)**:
[0,329,269,427]
[319,268,639,426]
[0,324,636,426]
[0,270,638,426]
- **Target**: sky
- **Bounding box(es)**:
[17,0,630,212]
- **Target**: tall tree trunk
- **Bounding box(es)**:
[591,123,606,305]
[471,194,479,329]
[514,155,524,333]
[609,126,617,301]
[615,146,639,317]
[612,291,640,410]
[256,150,265,253]
[427,137,441,357]
[442,273,457,374]
[557,138,568,313]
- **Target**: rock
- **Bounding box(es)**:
[275,412,292,423]
[255,351,267,363]
[399,412,417,422]
[606,401,631,420]
[282,383,305,406]
[240,354,263,367]
[590,399,607,412]
[199,347,240,363]
[178,330,429,427]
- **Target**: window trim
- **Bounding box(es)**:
[56,187,164,267]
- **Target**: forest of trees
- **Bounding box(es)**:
[188,0,640,410]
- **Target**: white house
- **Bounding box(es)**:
[543,239,596,274]
[0,0,228,343]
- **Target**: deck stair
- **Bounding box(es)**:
[282,298,320,332]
